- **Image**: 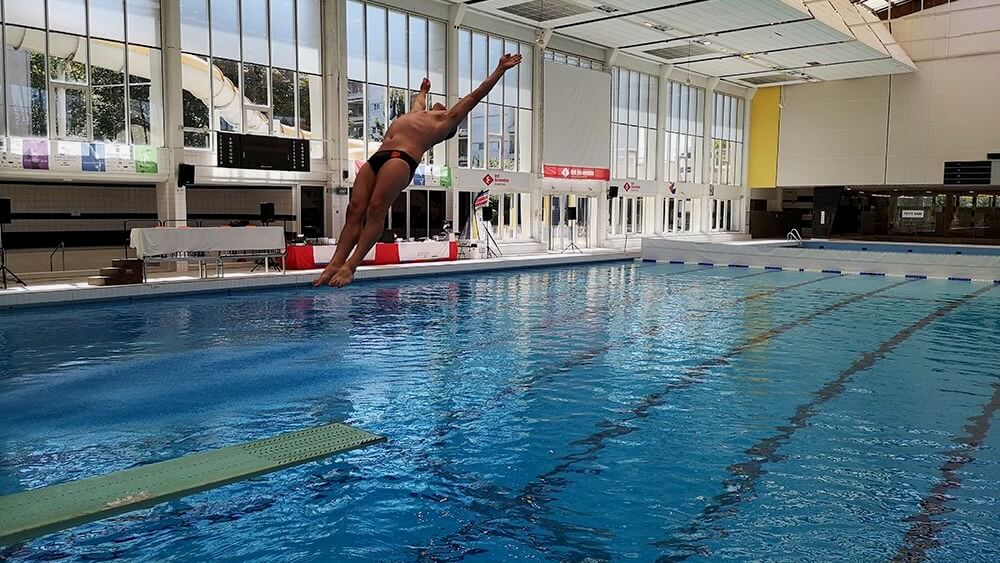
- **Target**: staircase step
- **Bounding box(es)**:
[99,267,125,276]
[111,258,143,269]
[87,276,113,286]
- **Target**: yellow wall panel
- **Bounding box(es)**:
[747,87,780,188]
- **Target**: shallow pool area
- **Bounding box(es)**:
[1,262,999,562]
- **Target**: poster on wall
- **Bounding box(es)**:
[82,143,107,172]
[414,164,452,188]
[22,139,49,170]
[52,141,83,172]
[105,144,134,173]
[0,138,24,169]
[542,164,610,181]
[133,145,159,174]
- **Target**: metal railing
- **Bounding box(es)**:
[48,242,65,272]
[786,229,803,241]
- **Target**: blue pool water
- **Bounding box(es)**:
[1,263,999,562]
[798,240,1000,256]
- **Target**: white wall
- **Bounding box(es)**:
[777,0,1000,186]
[542,61,612,169]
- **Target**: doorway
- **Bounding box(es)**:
[543,194,592,251]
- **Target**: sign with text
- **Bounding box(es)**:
[901,209,926,219]
[543,165,610,181]
[622,181,643,192]
[52,141,83,171]
[22,139,49,170]
[133,145,159,174]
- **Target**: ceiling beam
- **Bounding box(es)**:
[620,17,814,50]
[552,0,712,30]
[605,48,620,68]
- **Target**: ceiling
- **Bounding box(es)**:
[453,0,917,87]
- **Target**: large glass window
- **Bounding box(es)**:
[1,2,164,146]
[611,68,657,181]
[345,1,446,166]
[610,196,652,236]
[457,29,532,172]
[181,0,324,152]
[710,92,746,186]
[488,192,532,240]
[664,81,705,184]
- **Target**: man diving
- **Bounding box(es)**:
[313,53,523,287]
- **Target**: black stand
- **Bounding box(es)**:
[0,223,27,290]
[483,222,503,259]
[561,220,582,254]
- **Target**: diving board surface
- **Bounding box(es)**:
[0,423,385,546]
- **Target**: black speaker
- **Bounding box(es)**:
[178,163,195,186]
[260,202,276,223]
[0,198,10,224]
[608,185,619,199]
[481,207,494,221]
[566,206,577,221]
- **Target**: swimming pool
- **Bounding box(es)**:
[1,263,998,562]
[798,240,1000,256]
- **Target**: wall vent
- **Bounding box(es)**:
[943,161,998,185]
[644,44,715,61]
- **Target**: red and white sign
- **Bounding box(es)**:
[622,182,643,192]
[481,172,510,187]
[543,165,611,181]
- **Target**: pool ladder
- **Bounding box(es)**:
[786,229,803,241]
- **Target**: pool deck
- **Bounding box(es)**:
[0,248,637,309]
[641,238,1000,282]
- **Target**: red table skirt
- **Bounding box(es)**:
[286,241,459,270]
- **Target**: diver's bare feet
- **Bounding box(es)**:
[329,265,356,287]
[312,260,344,287]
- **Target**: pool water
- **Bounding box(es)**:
[1,263,998,562]
[798,240,1000,256]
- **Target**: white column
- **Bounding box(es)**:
[654,64,672,235]
[701,78,719,234]
[740,87,757,234]
[531,30,550,241]
[157,0,187,268]
[324,0,347,238]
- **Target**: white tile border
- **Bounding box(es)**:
[641,239,1000,283]
[0,251,638,309]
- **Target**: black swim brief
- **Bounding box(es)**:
[368,149,419,182]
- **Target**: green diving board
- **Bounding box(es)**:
[0,423,385,546]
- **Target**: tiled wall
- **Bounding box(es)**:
[0,183,157,233]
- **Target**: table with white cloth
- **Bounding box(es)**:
[130,226,286,279]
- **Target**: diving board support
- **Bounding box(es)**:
[0,422,385,546]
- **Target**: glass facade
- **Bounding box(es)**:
[345,0,446,165]
[611,67,657,181]
[664,81,705,184]
[1,0,164,145]
[709,91,745,186]
[179,0,323,153]
[457,29,532,172]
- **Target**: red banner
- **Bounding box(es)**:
[543,165,611,181]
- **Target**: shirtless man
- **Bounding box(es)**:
[313,53,523,287]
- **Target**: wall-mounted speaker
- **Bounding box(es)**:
[178,163,195,187]
[607,185,619,199]
[0,198,11,224]
[566,206,577,221]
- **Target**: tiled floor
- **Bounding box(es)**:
[1,249,636,309]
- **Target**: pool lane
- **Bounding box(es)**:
[892,380,1000,563]
[414,274,912,560]
[653,283,996,562]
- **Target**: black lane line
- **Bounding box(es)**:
[653,283,996,562]
[892,339,1000,560]
[413,276,901,561]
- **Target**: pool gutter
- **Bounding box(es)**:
[641,238,1000,282]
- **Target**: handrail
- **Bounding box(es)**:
[786,229,802,241]
[49,242,65,272]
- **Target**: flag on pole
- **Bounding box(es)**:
[667,181,677,194]
[473,189,490,208]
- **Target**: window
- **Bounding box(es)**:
[543,49,604,70]
[1,3,164,146]
[710,92,745,186]
[346,1,446,166]
[181,0,324,151]
[611,68,657,181]
[610,196,652,236]
[457,29,533,172]
[488,192,532,240]
[709,199,737,231]
[661,197,694,233]
[664,81,705,184]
